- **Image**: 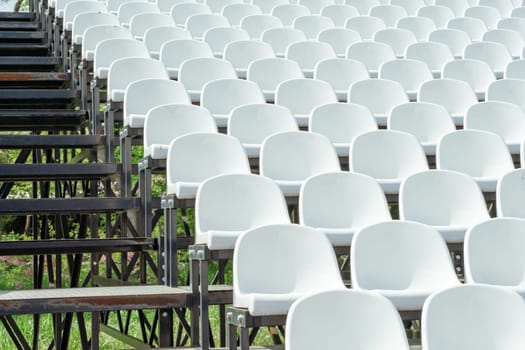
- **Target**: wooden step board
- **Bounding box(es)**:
[0,12,35,21]
[0,57,60,71]
[0,163,120,181]
[0,72,68,87]
[0,31,45,42]
[0,109,86,130]
[0,43,49,56]
[0,197,140,215]
[0,134,104,148]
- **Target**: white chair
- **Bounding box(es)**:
[240,14,282,39]
[261,27,307,57]
[93,38,149,80]
[465,6,502,29]
[442,59,496,101]
[129,13,175,40]
[156,0,193,14]
[391,0,425,16]
[298,0,335,14]
[421,285,525,350]
[299,172,389,247]
[144,26,191,59]
[465,101,525,155]
[344,0,380,15]
[253,0,290,14]
[202,27,249,58]
[247,57,304,102]
[405,41,454,78]
[320,4,359,27]
[435,0,469,17]
[205,0,243,14]
[160,39,214,80]
[117,2,160,28]
[201,79,265,127]
[195,174,290,250]
[227,104,298,157]
[260,131,341,196]
[143,104,217,159]
[388,102,455,156]
[318,28,361,57]
[271,4,311,26]
[447,17,487,42]
[292,14,335,39]
[464,41,513,79]
[314,58,369,101]
[349,79,409,126]
[223,40,275,78]
[373,28,417,58]
[396,16,436,41]
[346,41,395,77]
[170,2,211,27]
[72,12,119,46]
[497,168,525,218]
[417,5,454,29]
[483,29,525,59]
[185,13,230,39]
[487,79,525,113]
[286,290,410,350]
[124,78,190,128]
[351,220,460,312]
[286,40,336,78]
[55,0,96,19]
[64,1,108,32]
[418,79,478,126]
[506,59,525,79]
[82,25,132,62]
[498,18,525,39]
[309,103,378,156]
[178,57,237,102]
[428,28,471,58]
[107,0,146,15]
[512,6,525,18]
[379,59,433,101]
[479,0,514,18]
[345,15,386,40]
[369,4,407,27]
[275,78,338,127]
[399,169,490,244]
[221,3,261,26]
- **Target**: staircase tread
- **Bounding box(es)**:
[0,163,120,180]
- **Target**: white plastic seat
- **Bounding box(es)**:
[369,4,407,27]
[107,0,146,15]
[421,285,525,350]
[428,28,471,58]
[373,28,417,58]
[93,38,149,80]
[223,40,274,78]
[261,27,307,57]
[405,41,454,78]
[344,0,380,15]
[464,41,513,79]
[435,0,469,17]
[166,133,250,198]
[221,3,261,26]
[396,16,436,41]
[195,174,290,250]
[240,14,282,39]
[247,58,304,102]
[292,14,334,39]
[506,59,525,79]
[314,58,368,101]
[285,40,336,77]
[143,104,217,159]
[346,41,395,77]
[107,57,169,102]
[399,169,490,243]
[350,130,428,194]
[465,6,502,29]
[286,290,410,350]
[309,103,378,156]
[205,0,242,13]
[233,224,345,316]
[498,18,525,39]
[320,4,359,27]
[318,28,361,57]
[391,0,425,16]
[155,0,192,14]
[260,131,340,196]
[483,29,525,59]
[300,171,390,247]
[275,78,338,127]
[348,78,408,126]
[178,57,237,102]
[479,0,514,18]
[144,26,191,59]
[203,27,249,58]
[72,12,119,46]
[418,79,478,126]
[129,13,175,40]
[124,78,190,128]
[379,59,432,101]
[344,15,386,40]
[351,220,459,311]
[497,168,525,217]
[201,79,265,127]
[271,4,310,26]
[64,1,108,32]
[417,5,454,29]
[442,59,496,101]
[487,79,525,112]
[465,101,525,155]
[82,25,132,62]
[227,104,298,157]
[55,0,97,18]
[298,0,335,14]
[160,39,214,80]
[253,0,290,14]
[185,13,230,39]
[447,17,487,42]
[512,6,525,18]
[388,102,455,155]
[170,2,211,27]
[117,2,160,28]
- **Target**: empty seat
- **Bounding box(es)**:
[72,12,119,46]
[465,6,501,29]
[64,1,108,32]
[260,131,340,196]
[292,14,334,39]
[345,15,386,40]
[464,41,513,79]
[417,5,454,29]
[203,27,250,57]
[418,79,478,126]
[405,41,454,78]
[309,102,378,156]
[429,28,472,58]
[201,79,265,127]
[399,169,490,243]
[143,26,191,59]
[261,27,307,57]
[435,0,469,17]
[346,41,395,77]
[160,39,214,80]
[447,17,487,42]
[170,2,211,27]
[93,38,149,80]
[286,40,336,78]
[227,104,298,157]
[396,16,436,41]
[497,168,525,218]
[240,14,282,39]
[498,18,525,38]
[221,3,261,26]
[479,0,514,18]
[369,4,407,27]
[487,79,525,112]
[82,25,132,62]
[275,78,337,127]
[298,0,335,14]
[223,40,275,78]
[442,59,496,101]
[506,59,525,79]
[373,28,417,58]
[320,4,359,27]
[351,221,459,311]
[314,58,369,101]
[107,0,147,15]
[512,6,525,18]
[155,0,193,14]
[118,2,160,28]
[318,28,362,57]
[389,102,455,156]
[349,79,409,126]
[271,4,311,26]
[300,171,389,247]
[391,0,425,16]
[129,13,175,40]
[483,29,525,59]
[186,13,230,39]
[344,0,380,15]
[205,0,242,13]
[253,0,290,14]
[379,59,432,101]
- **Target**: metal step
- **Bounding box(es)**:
[0,22,39,30]
[0,109,86,130]
[0,72,68,87]
[0,12,35,21]
[0,89,76,108]
[0,163,120,181]
[0,134,104,148]
[0,56,60,71]
[0,43,49,56]
[0,197,140,215]
[0,31,45,42]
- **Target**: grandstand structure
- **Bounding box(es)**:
[2,0,525,349]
